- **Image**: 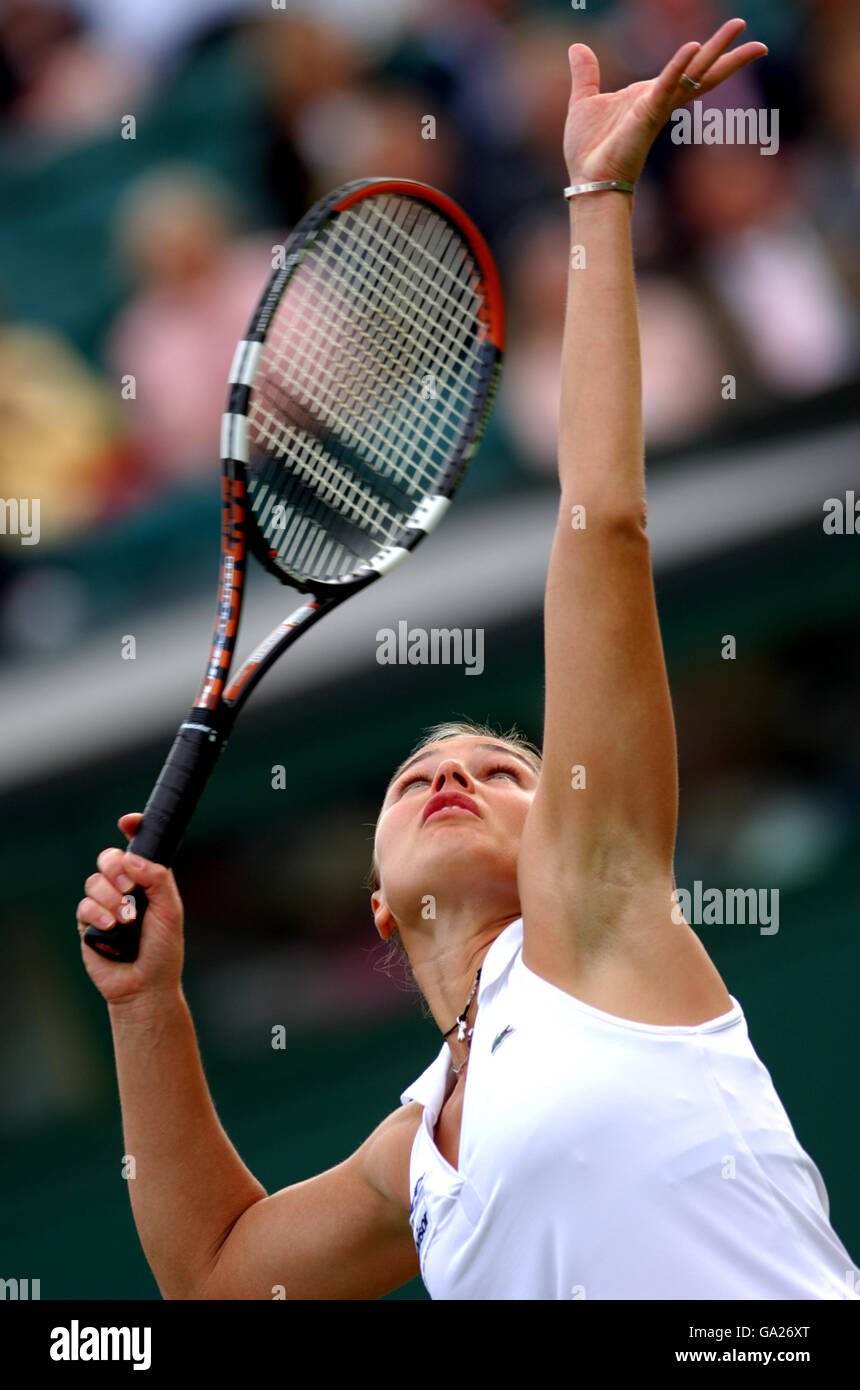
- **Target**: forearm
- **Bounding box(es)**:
[537,183,679,877]
[108,989,266,1299]
[558,192,644,517]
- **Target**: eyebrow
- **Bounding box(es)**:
[388,742,539,791]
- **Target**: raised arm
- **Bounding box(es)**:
[518,22,767,963]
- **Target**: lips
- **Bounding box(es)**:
[422,791,480,825]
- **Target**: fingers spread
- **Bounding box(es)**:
[650,40,701,109]
[687,18,747,80]
[692,42,769,96]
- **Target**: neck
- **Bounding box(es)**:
[399,905,521,1073]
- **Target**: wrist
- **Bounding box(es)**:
[564,177,636,200]
[566,191,634,231]
[108,985,186,1029]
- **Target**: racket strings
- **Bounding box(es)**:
[253,427,401,551]
[324,201,480,485]
[265,195,480,450]
[258,207,478,491]
[247,193,489,582]
[264,200,480,471]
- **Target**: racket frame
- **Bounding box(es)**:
[83,177,504,961]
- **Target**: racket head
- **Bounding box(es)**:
[221,177,505,600]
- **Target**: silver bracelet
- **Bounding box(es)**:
[564,179,635,199]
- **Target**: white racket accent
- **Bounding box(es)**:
[249,604,319,662]
[367,545,410,576]
[229,340,263,387]
[221,413,249,464]
[409,494,450,534]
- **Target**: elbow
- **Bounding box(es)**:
[557,492,648,537]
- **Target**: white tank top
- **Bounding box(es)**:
[400,917,859,1300]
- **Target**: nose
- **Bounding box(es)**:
[430,759,474,792]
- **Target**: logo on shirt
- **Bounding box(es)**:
[491,1024,516,1054]
[410,1173,429,1255]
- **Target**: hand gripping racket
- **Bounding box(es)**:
[84,177,505,962]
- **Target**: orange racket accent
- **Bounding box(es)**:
[334,180,506,352]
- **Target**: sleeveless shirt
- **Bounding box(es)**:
[400,917,859,1299]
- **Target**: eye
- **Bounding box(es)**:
[485,763,521,782]
[398,772,430,794]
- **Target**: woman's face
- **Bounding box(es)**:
[372,736,540,934]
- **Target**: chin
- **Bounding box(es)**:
[397,845,516,900]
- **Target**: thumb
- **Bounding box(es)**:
[118,812,143,843]
[568,43,600,104]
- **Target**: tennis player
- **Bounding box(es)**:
[77,18,859,1300]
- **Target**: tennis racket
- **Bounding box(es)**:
[83,176,505,962]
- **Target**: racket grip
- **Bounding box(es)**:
[83,711,226,963]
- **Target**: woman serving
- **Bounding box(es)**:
[77,18,859,1300]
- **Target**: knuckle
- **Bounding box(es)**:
[86,877,117,908]
[96,847,122,875]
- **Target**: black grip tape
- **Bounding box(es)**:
[83,711,226,964]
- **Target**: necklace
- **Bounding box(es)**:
[443,966,481,1076]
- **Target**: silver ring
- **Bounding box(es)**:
[680,73,701,92]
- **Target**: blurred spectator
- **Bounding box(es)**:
[295,78,458,198]
[0,315,131,543]
[0,0,854,544]
[0,0,153,144]
[251,12,363,225]
[637,275,733,446]
[106,165,273,484]
[250,11,396,222]
[805,6,860,308]
[461,12,591,242]
[498,209,733,471]
[673,143,860,396]
[0,1,81,117]
[496,210,568,476]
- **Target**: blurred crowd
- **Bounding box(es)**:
[0,0,859,644]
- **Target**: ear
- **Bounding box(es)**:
[371,891,395,941]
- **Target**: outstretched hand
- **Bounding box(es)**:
[563,17,768,187]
